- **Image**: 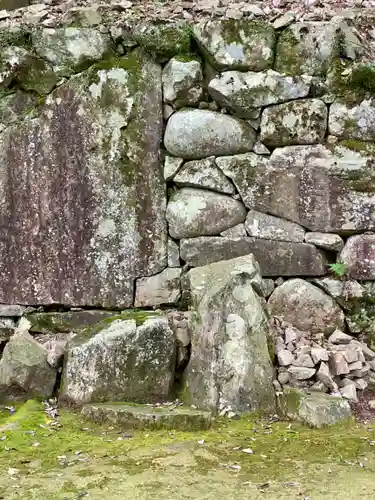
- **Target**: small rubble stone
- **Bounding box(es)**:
[173,157,235,194]
[278,372,290,385]
[328,330,353,345]
[351,340,375,361]
[340,383,358,402]
[292,354,315,368]
[305,232,344,252]
[342,344,362,364]
[164,155,183,181]
[317,361,338,391]
[288,366,316,380]
[311,347,329,364]
[354,378,368,391]
[284,326,297,344]
[162,57,203,108]
[135,268,181,307]
[276,336,286,353]
[277,349,294,367]
[329,352,350,376]
[311,381,327,392]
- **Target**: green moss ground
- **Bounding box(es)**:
[1,401,375,498]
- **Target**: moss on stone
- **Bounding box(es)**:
[133,22,192,60]
[274,28,300,75]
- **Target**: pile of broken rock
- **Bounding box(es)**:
[274,319,375,403]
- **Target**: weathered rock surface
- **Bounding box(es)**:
[194,19,275,71]
[279,387,351,428]
[164,109,256,159]
[305,232,344,252]
[329,100,375,141]
[134,268,181,307]
[217,145,375,233]
[164,155,183,181]
[82,403,212,430]
[311,277,364,310]
[167,238,180,267]
[132,22,191,60]
[32,27,114,76]
[173,157,235,194]
[208,70,311,118]
[166,188,246,239]
[275,22,340,76]
[245,210,305,242]
[0,331,56,401]
[339,235,375,280]
[260,99,327,147]
[220,223,247,238]
[184,254,275,413]
[162,57,203,108]
[61,317,176,404]
[180,237,327,276]
[268,279,345,334]
[0,304,27,317]
[0,91,37,133]
[0,53,166,307]
[288,366,316,380]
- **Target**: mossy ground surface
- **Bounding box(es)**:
[1,401,375,498]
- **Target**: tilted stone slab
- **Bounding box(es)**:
[194,19,275,71]
[180,237,327,276]
[0,53,167,307]
[216,145,375,233]
[82,403,212,430]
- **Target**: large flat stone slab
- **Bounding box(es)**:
[0,52,166,307]
[180,237,327,276]
[82,403,212,430]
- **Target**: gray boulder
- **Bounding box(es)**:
[194,19,275,71]
[164,109,256,159]
[245,210,305,242]
[268,279,345,335]
[0,330,56,401]
[208,70,311,118]
[340,235,375,280]
[162,57,203,108]
[260,99,327,147]
[61,317,176,404]
[166,188,247,239]
[184,254,275,413]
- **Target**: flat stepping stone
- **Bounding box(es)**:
[81,403,212,431]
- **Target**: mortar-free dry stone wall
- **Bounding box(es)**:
[2,4,375,421]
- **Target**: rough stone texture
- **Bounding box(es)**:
[305,232,344,252]
[164,155,183,181]
[208,70,311,118]
[0,318,16,342]
[132,22,191,60]
[0,45,57,95]
[0,91,37,133]
[220,223,247,238]
[292,353,315,368]
[167,238,180,267]
[288,366,316,380]
[260,99,327,147]
[329,100,375,141]
[277,349,294,367]
[44,339,67,369]
[275,22,340,76]
[162,57,203,108]
[194,19,275,72]
[164,109,256,159]
[312,277,364,310]
[61,318,176,404]
[340,382,358,402]
[339,235,375,280]
[217,145,375,233]
[173,157,235,194]
[0,53,167,307]
[134,268,181,307]
[268,279,345,335]
[0,331,56,401]
[245,210,305,242]
[0,305,27,317]
[279,387,351,428]
[184,254,275,413]
[82,403,212,431]
[32,27,114,76]
[329,352,350,376]
[27,311,117,334]
[311,347,329,364]
[180,237,327,276]
[166,188,246,239]
[317,361,338,391]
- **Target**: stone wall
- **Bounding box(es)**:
[1,3,375,413]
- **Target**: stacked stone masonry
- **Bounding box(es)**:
[2,4,375,418]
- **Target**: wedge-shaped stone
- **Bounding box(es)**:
[0,53,166,307]
[164,109,256,159]
[275,22,340,76]
[305,232,344,252]
[180,237,327,276]
[166,188,247,239]
[268,279,345,334]
[260,99,327,147]
[216,145,375,233]
[27,311,118,334]
[184,254,275,413]
[329,100,375,141]
[194,19,275,71]
[61,317,176,404]
[208,70,311,118]
[162,57,203,108]
[279,387,351,428]
[135,268,181,307]
[245,210,305,242]
[32,27,114,76]
[82,403,212,430]
[173,157,235,194]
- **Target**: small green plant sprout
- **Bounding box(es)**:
[328,262,348,278]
